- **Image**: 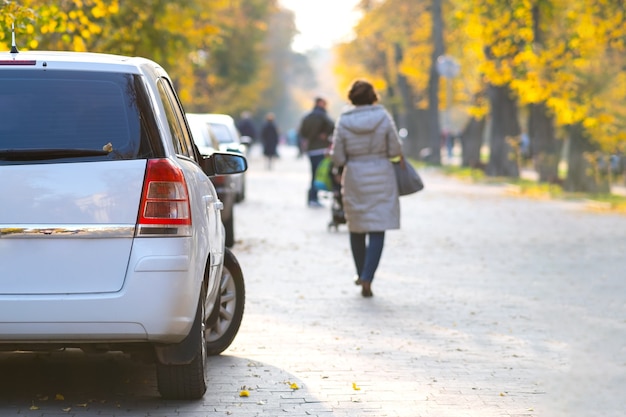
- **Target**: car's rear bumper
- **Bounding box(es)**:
[0,237,212,346]
[0,271,194,344]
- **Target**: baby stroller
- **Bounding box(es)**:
[328,173,346,231]
[314,157,346,231]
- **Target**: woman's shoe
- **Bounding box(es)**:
[354,277,362,286]
[361,282,373,297]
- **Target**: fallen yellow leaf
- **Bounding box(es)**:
[29,403,39,410]
[55,394,65,401]
[290,382,299,390]
[239,390,250,397]
[352,382,361,391]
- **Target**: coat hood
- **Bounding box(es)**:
[339,105,387,134]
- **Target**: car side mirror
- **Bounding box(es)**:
[201,152,248,177]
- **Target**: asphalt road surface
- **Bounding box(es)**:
[1,144,624,417]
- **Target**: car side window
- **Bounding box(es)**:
[157,79,191,158]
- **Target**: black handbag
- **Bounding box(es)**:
[394,160,424,196]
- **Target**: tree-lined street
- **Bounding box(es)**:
[4,1,626,192]
[1,145,624,416]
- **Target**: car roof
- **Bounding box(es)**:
[0,50,160,74]
[186,113,236,126]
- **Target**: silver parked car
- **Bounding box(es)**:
[0,49,247,400]
[187,113,246,248]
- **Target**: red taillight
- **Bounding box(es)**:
[0,60,36,65]
[136,159,192,237]
[210,175,226,186]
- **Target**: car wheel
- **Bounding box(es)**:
[205,248,245,355]
[224,209,235,248]
[156,295,207,400]
[236,180,246,203]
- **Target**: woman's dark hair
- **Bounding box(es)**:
[348,80,379,105]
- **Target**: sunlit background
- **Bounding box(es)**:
[278,0,361,52]
[2,1,626,195]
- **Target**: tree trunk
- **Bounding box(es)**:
[385,82,401,130]
[565,123,610,193]
[393,44,428,160]
[460,116,486,168]
[486,84,521,177]
[425,0,444,165]
[399,106,429,160]
[528,102,561,183]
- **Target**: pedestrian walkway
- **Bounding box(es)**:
[0,144,624,417]
[215,144,626,417]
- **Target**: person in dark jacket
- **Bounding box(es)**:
[236,110,257,150]
[298,97,335,207]
[261,112,279,170]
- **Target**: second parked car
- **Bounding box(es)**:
[187,113,248,247]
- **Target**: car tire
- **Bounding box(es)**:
[236,180,246,203]
[156,296,207,400]
[205,248,245,356]
[224,209,235,248]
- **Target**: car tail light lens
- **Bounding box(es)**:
[210,175,226,187]
[0,60,37,65]
[136,159,192,237]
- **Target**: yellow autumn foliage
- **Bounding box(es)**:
[342,0,626,152]
[1,0,277,114]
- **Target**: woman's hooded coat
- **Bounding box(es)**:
[331,104,403,233]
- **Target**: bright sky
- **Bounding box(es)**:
[279,0,362,52]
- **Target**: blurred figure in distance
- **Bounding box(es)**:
[236,110,257,152]
[298,97,335,208]
[260,112,279,170]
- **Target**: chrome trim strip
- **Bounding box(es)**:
[0,225,136,239]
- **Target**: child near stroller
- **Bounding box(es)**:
[313,156,346,230]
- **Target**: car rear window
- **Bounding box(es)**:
[0,70,162,164]
[209,123,235,144]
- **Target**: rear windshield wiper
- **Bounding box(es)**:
[0,148,110,161]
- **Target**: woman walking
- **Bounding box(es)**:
[331,80,404,297]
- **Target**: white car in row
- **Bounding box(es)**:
[187,113,249,248]
[0,49,247,399]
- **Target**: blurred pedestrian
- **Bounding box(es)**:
[298,97,335,208]
[236,110,257,151]
[331,79,404,298]
[260,112,279,170]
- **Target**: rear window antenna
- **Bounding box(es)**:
[10,23,19,54]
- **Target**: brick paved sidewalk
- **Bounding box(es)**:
[219,144,626,417]
[0,144,623,417]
